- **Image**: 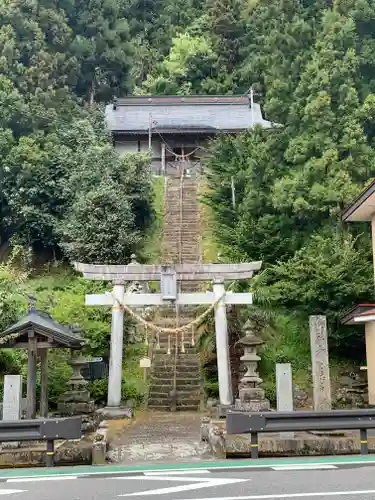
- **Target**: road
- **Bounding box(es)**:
[1,458,375,500]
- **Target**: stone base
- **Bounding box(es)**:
[59,390,91,403]
[57,401,95,415]
[0,438,92,468]
[225,432,375,457]
[203,418,375,458]
[217,404,234,418]
[92,421,109,465]
[234,399,271,412]
[96,406,133,419]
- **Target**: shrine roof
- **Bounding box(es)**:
[105,95,276,135]
[342,181,375,222]
[0,309,84,348]
[341,304,375,325]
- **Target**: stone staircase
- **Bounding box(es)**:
[147,169,202,411]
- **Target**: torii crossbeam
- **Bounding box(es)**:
[74,261,262,409]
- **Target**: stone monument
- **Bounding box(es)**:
[234,320,270,411]
[309,315,332,411]
[2,375,22,421]
[276,363,294,438]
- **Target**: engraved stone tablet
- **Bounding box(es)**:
[3,375,22,420]
[309,315,332,411]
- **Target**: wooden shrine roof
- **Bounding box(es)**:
[0,310,84,348]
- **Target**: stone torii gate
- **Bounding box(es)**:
[74,261,262,410]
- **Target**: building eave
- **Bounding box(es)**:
[342,180,375,222]
[341,303,375,325]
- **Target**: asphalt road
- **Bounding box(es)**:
[2,462,375,500]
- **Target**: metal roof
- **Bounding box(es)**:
[0,310,84,348]
[105,95,274,134]
[342,181,375,222]
[341,304,375,325]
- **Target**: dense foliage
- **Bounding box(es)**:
[0,0,154,265]
[204,2,375,358]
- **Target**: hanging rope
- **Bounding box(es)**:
[111,288,227,335]
[153,128,202,159]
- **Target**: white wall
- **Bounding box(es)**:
[115,141,139,155]
[114,138,162,158]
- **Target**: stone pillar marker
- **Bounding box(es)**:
[309,315,332,411]
[276,363,294,438]
[3,375,22,421]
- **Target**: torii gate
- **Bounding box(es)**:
[74,261,262,409]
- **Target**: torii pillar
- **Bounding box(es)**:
[342,181,375,405]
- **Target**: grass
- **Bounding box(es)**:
[198,179,218,264]
[140,175,165,263]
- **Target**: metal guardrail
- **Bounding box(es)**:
[227,409,375,458]
[0,416,81,466]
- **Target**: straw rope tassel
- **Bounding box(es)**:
[144,326,148,346]
[191,326,195,347]
[167,335,171,355]
[181,330,185,353]
[156,332,160,349]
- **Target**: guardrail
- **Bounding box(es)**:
[0,416,81,466]
[226,409,375,458]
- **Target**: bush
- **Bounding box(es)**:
[88,376,145,405]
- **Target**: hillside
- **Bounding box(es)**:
[0,0,375,408]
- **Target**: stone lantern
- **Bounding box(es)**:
[58,325,94,415]
[234,319,270,412]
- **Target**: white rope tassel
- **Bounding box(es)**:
[191,326,195,347]
[167,335,171,355]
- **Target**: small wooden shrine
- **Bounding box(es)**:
[0,305,83,418]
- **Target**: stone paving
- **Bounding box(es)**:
[106,411,212,464]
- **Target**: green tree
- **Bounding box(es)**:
[59,181,140,264]
[256,230,373,357]
[65,0,134,103]
[273,10,375,226]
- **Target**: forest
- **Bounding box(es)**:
[1,0,375,404]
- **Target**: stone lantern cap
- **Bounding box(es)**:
[237,335,264,348]
[236,319,264,347]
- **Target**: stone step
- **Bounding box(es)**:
[148,397,201,407]
[151,372,200,381]
[152,354,200,362]
[152,366,200,376]
[176,403,200,410]
[153,348,197,355]
[149,390,200,399]
[149,379,200,388]
[147,405,172,411]
[152,362,200,370]
[147,404,200,412]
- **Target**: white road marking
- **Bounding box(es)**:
[118,476,248,496]
[144,470,211,475]
[7,476,77,483]
[0,457,373,480]
[0,491,25,495]
[179,490,375,500]
[271,465,338,471]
